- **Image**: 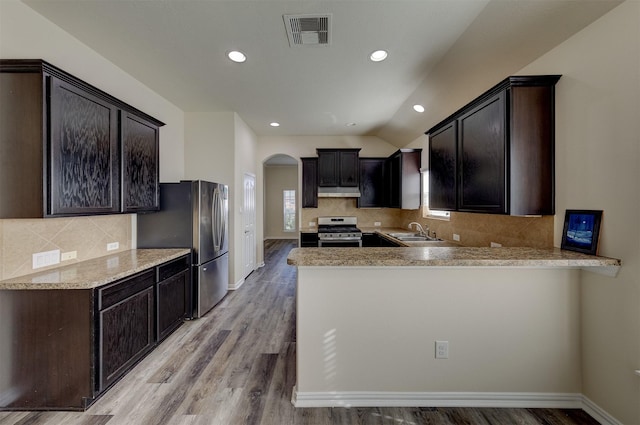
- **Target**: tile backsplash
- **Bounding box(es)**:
[400,210,553,248]
[0,215,132,280]
[302,198,553,248]
[301,198,404,229]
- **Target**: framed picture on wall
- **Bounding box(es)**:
[561,209,603,255]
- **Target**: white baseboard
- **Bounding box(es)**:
[291,389,582,409]
[291,389,623,424]
[229,278,245,290]
[582,395,623,425]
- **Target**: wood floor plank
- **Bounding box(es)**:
[0,239,604,425]
[231,353,279,425]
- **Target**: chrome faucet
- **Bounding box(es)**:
[408,222,428,237]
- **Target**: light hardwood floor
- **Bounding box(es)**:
[0,240,599,425]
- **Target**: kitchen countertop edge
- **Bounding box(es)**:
[0,248,191,290]
[287,246,621,271]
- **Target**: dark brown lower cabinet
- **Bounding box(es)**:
[0,254,190,411]
[98,280,155,392]
[300,232,318,247]
[0,290,93,410]
[157,269,189,341]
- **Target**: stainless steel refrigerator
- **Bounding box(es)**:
[137,180,229,318]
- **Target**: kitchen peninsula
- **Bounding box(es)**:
[287,246,620,408]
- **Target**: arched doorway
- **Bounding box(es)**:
[263,154,299,240]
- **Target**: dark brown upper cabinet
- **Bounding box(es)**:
[0,59,164,218]
[458,91,507,213]
[301,157,318,208]
[428,121,457,211]
[49,76,121,215]
[358,157,385,208]
[121,112,160,213]
[317,149,360,187]
[426,75,560,216]
[385,149,422,210]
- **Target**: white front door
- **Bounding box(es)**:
[243,173,256,279]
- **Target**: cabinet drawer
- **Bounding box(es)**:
[157,254,190,281]
[98,270,155,310]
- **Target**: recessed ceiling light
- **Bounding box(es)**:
[369,50,388,62]
[413,104,425,113]
[346,122,357,127]
[270,122,280,127]
[227,50,247,63]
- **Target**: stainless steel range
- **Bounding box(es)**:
[317,216,362,247]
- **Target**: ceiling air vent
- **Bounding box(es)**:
[283,14,332,47]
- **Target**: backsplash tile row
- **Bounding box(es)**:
[0,215,132,280]
[302,198,553,249]
[301,198,404,229]
[400,210,554,248]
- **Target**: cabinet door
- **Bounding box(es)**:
[121,111,160,213]
[157,269,189,341]
[338,150,359,187]
[317,151,338,186]
[358,158,385,208]
[385,154,401,208]
[300,232,318,247]
[301,157,318,208]
[49,76,120,216]
[429,121,457,210]
[99,286,154,391]
[361,233,380,247]
[458,92,507,213]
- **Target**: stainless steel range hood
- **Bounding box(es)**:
[317,186,361,198]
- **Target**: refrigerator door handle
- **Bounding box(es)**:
[211,187,224,252]
[212,188,220,252]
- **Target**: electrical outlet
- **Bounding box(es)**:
[309,222,316,227]
[107,242,119,251]
[491,242,502,247]
[435,340,449,359]
[61,251,77,261]
[32,250,61,269]
[374,222,381,227]
[453,234,460,241]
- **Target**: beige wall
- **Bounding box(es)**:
[264,165,298,239]
[518,2,640,422]
[296,267,581,398]
[0,0,184,280]
[185,112,259,288]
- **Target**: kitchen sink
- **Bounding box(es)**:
[386,232,442,242]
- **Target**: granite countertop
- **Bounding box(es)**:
[287,246,621,272]
[0,249,191,290]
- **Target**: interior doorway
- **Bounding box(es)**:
[263,154,298,240]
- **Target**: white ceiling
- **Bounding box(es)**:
[24,0,621,147]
